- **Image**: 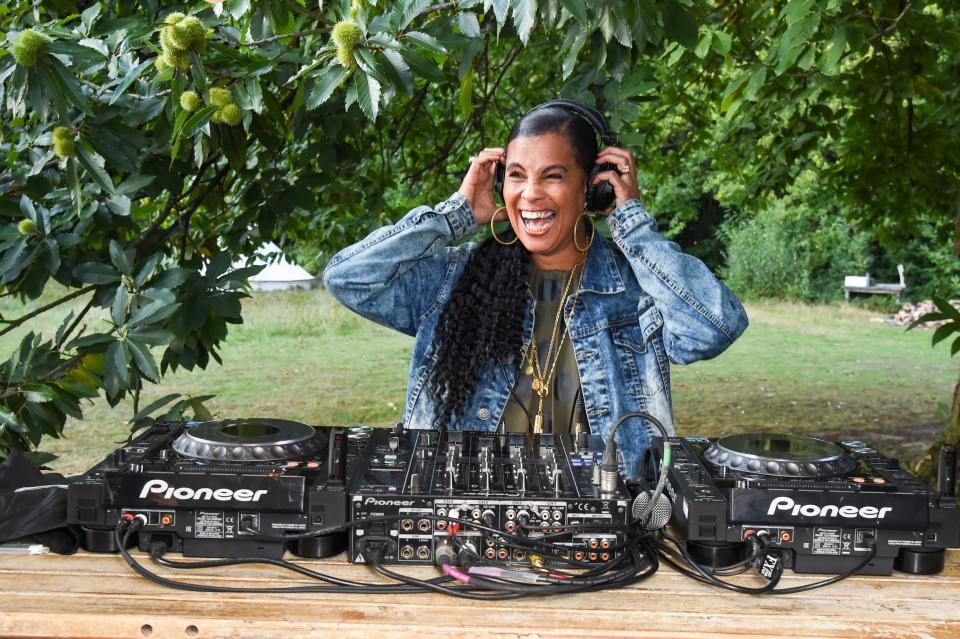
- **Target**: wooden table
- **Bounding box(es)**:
[1,548,957,638]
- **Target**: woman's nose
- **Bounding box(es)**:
[521,178,544,201]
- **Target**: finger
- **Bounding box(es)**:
[593,170,627,191]
[597,145,633,159]
[597,152,633,172]
[596,148,635,170]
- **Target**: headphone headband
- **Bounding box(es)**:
[525,99,618,147]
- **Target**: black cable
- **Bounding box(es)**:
[656,530,880,595]
[496,353,534,432]
[113,521,440,594]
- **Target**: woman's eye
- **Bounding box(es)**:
[508,171,524,178]
[546,174,562,180]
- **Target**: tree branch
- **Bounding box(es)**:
[55,297,95,350]
[0,286,96,337]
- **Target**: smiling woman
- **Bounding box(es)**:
[322,100,749,478]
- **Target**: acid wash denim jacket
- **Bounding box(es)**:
[323,193,749,478]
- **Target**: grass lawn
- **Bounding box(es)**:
[3,288,956,474]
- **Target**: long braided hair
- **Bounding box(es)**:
[425,106,600,428]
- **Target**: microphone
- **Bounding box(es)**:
[632,490,672,531]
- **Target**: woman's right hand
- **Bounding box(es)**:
[458,147,506,225]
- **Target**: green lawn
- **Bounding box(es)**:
[3,288,956,474]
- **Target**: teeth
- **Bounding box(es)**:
[520,210,556,220]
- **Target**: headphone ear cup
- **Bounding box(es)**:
[494,161,505,203]
[587,163,617,211]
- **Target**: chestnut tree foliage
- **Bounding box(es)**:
[0,0,956,463]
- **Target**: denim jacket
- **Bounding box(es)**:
[322,193,748,478]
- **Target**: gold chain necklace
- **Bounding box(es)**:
[522,249,588,433]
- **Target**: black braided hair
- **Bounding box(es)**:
[426,105,600,428]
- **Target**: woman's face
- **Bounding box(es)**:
[503,133,587,270]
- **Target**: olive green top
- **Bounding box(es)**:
[501,267,582,434]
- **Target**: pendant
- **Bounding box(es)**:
[524,364,534,376]
[531,378,542,394]
[533,413,543,434]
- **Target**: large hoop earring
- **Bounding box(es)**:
[490,207,517,245]
[573,212,595,252]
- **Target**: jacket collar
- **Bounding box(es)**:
[578,225,625,294]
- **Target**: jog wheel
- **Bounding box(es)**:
[895,548,945,575]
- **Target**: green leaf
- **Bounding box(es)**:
[932,323,957,347]
[128,298,181,328]
[933,296,960,322]
[127,339,160,383]
[952,336,960,357]
[76,147,116,195]
[401,48,445,83]
[744,66,767,101]
[404,31,447,54]
[67,158,82,216]
[306,65,350,110]
[558,0,587,24]
[168,108,190,159]
[492,0,511,26]
[42,57,93,116]
[457,67,474,119]
[182,105,219,137]
[781,0,814,25]
[721,73,749,111]
[379,50,413,95]
[130,392,182,423]
[109,59,153,105]
[105,340,131,389]
[109,240,132,275]
[512,0,537,44]
[694,32,712,58]
[107,194,131,217]
[562,29,587,79]
[399,0,433,31]
[67,332,115,350]
[0,406,27,434]
[21,383,56,403]
[134,254,162,289]
[458,11,481,38]
[661,1,698,50]
[74,262,121,285]
[111,283,130,325]
[355,71,382,121]
[189,395,214,422]
[190,50,209,100]
[128,327,174,346]
[819,27,846,76]
[711,31,732,55]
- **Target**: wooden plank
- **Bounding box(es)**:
[1,550,959,639]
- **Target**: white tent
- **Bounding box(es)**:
[245,242,317,291]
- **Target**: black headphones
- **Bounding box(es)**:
[494,99,620,212]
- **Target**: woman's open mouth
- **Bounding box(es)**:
[520,210,557,235]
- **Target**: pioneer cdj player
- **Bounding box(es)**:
[651,433,960,575]
[66,419,368,559]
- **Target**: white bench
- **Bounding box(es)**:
[844,264,906,303]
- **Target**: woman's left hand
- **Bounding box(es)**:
[593,146,642,216]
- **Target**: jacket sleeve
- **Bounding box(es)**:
[607,199,749,364]
[321,193,478,337]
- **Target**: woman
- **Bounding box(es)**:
[323,100,748,478]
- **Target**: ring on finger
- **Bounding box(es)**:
[619,164,630,174]
[469,155,477,163]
